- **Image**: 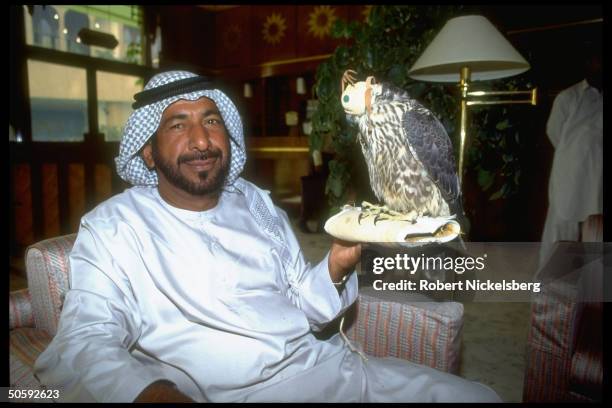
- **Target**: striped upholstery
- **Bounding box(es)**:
[10,328,52,390]
[9,289,34,329]
[570,352,602,400]
[523,299,602,402]
[525,284,578,358]
[523,288,577,403]
[523,214,603,402]
[569,302,602,400]
[523,347,573,401]
[10,328,53,368]
[25,233,77,336]
[346,288,463,374]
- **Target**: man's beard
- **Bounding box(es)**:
[152,141,231,196]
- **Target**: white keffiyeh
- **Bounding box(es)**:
[115,70,245,189]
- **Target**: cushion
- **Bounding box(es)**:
[346,287,463,373]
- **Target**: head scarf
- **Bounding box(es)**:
[115,70,246,189]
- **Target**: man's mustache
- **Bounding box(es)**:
[178,149,222,164]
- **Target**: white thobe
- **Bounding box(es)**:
[34,179,500,402]
[539,80,603,268]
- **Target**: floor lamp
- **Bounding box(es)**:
[408,15,537,185]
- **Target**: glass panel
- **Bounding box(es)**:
[27,60,88,142]
[65,9,90,55]
[27,5,61,49]
[24,5,145,65]
[97,71,144,142]
[150,23,162,68]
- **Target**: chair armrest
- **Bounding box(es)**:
[9,289,34,329]
[25,233,76,336]
[569,302,603,401]
[523,260,596,401]
[526,281,580,358]
[345,288,463,374]
[523,215,603,402]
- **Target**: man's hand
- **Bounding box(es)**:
[134,380,195,403]
[328,239,362,284]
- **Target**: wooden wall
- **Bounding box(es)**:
[154,5,371,77]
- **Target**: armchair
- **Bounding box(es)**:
[522,215,603,402]
[9,233,464,401]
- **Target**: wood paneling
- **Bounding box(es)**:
[68,164,85,233]
[94,164,113,205]
[41,163,60,237]
[11,157,120,254]
[13,164,34,246]
[215,6,252,69]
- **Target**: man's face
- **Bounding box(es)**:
[144,97,231,196]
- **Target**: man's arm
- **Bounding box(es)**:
[275,208,360,330]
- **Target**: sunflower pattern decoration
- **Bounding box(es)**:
[307,5,337,40]
[262,12,287,45]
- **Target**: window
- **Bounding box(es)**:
[24,5,145,65]
[21,5,149,143]
[27,60,88,142]
[97,71,144,142]
[31,5,60,49]
[64,9,90,55]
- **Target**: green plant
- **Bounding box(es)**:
[310,5,531,213]
[468,76,534,200]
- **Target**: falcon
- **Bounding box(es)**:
[340,70,462,224]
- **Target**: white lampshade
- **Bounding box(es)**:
[408,15,530,82]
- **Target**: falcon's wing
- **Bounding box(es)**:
[401,107,460,203]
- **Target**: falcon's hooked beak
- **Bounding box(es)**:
[341,75,376,116]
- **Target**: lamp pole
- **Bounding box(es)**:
[456,70,537,186]
[458,66,470,185]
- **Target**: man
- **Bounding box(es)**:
[34,71,500,402]
[539,43,602,268]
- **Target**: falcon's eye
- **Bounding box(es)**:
[343,95,349,103]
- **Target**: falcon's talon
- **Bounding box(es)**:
[357,212,366,225]
[358,201,419,224]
